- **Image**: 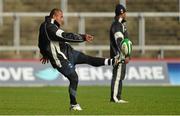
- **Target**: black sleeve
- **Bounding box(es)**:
[38,23,49,58]
[112,23,124,49]
[61,32,86,42]
[112,22,123,35]
[124,30,128,38]
[46,23,85,42]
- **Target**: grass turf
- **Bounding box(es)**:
[0,86,180,115]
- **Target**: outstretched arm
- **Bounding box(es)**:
[47,24,93,42]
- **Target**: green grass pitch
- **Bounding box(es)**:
[0,86,180,115]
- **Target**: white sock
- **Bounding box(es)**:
[104,59,109,65]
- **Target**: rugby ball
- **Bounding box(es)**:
[120,38,132,57]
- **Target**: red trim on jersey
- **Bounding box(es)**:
[130,58,180,62]
[0,58,180,63]
[0,59,40,62]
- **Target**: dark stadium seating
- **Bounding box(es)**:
[0,0,179,58]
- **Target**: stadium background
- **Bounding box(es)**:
[0,0,180,59]
[0,0,180,115]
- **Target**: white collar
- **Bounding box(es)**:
[118,17,123,23]
[51,19,55,24]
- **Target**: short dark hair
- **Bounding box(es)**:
[49,8,62,18]
[115,4,126,16]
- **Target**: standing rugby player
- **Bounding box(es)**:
[109,4,131,103]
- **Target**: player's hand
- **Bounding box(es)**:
[85,34,94,42]
[40,57,49,64]
[124,57,130,64]
[119,53,130,64]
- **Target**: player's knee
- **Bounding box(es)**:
[67,71,79,84]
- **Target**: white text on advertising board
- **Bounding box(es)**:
[0,66,165,82]
[0,67,35,81]
[76,67,112,81]
[126,66,165,80]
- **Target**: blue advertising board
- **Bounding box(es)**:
[0,60,179,86]
[167,63,180,85]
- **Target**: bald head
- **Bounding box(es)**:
[49,8,64,25]
[49,8,62,18]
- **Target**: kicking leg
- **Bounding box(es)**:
[73,50,116,66]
